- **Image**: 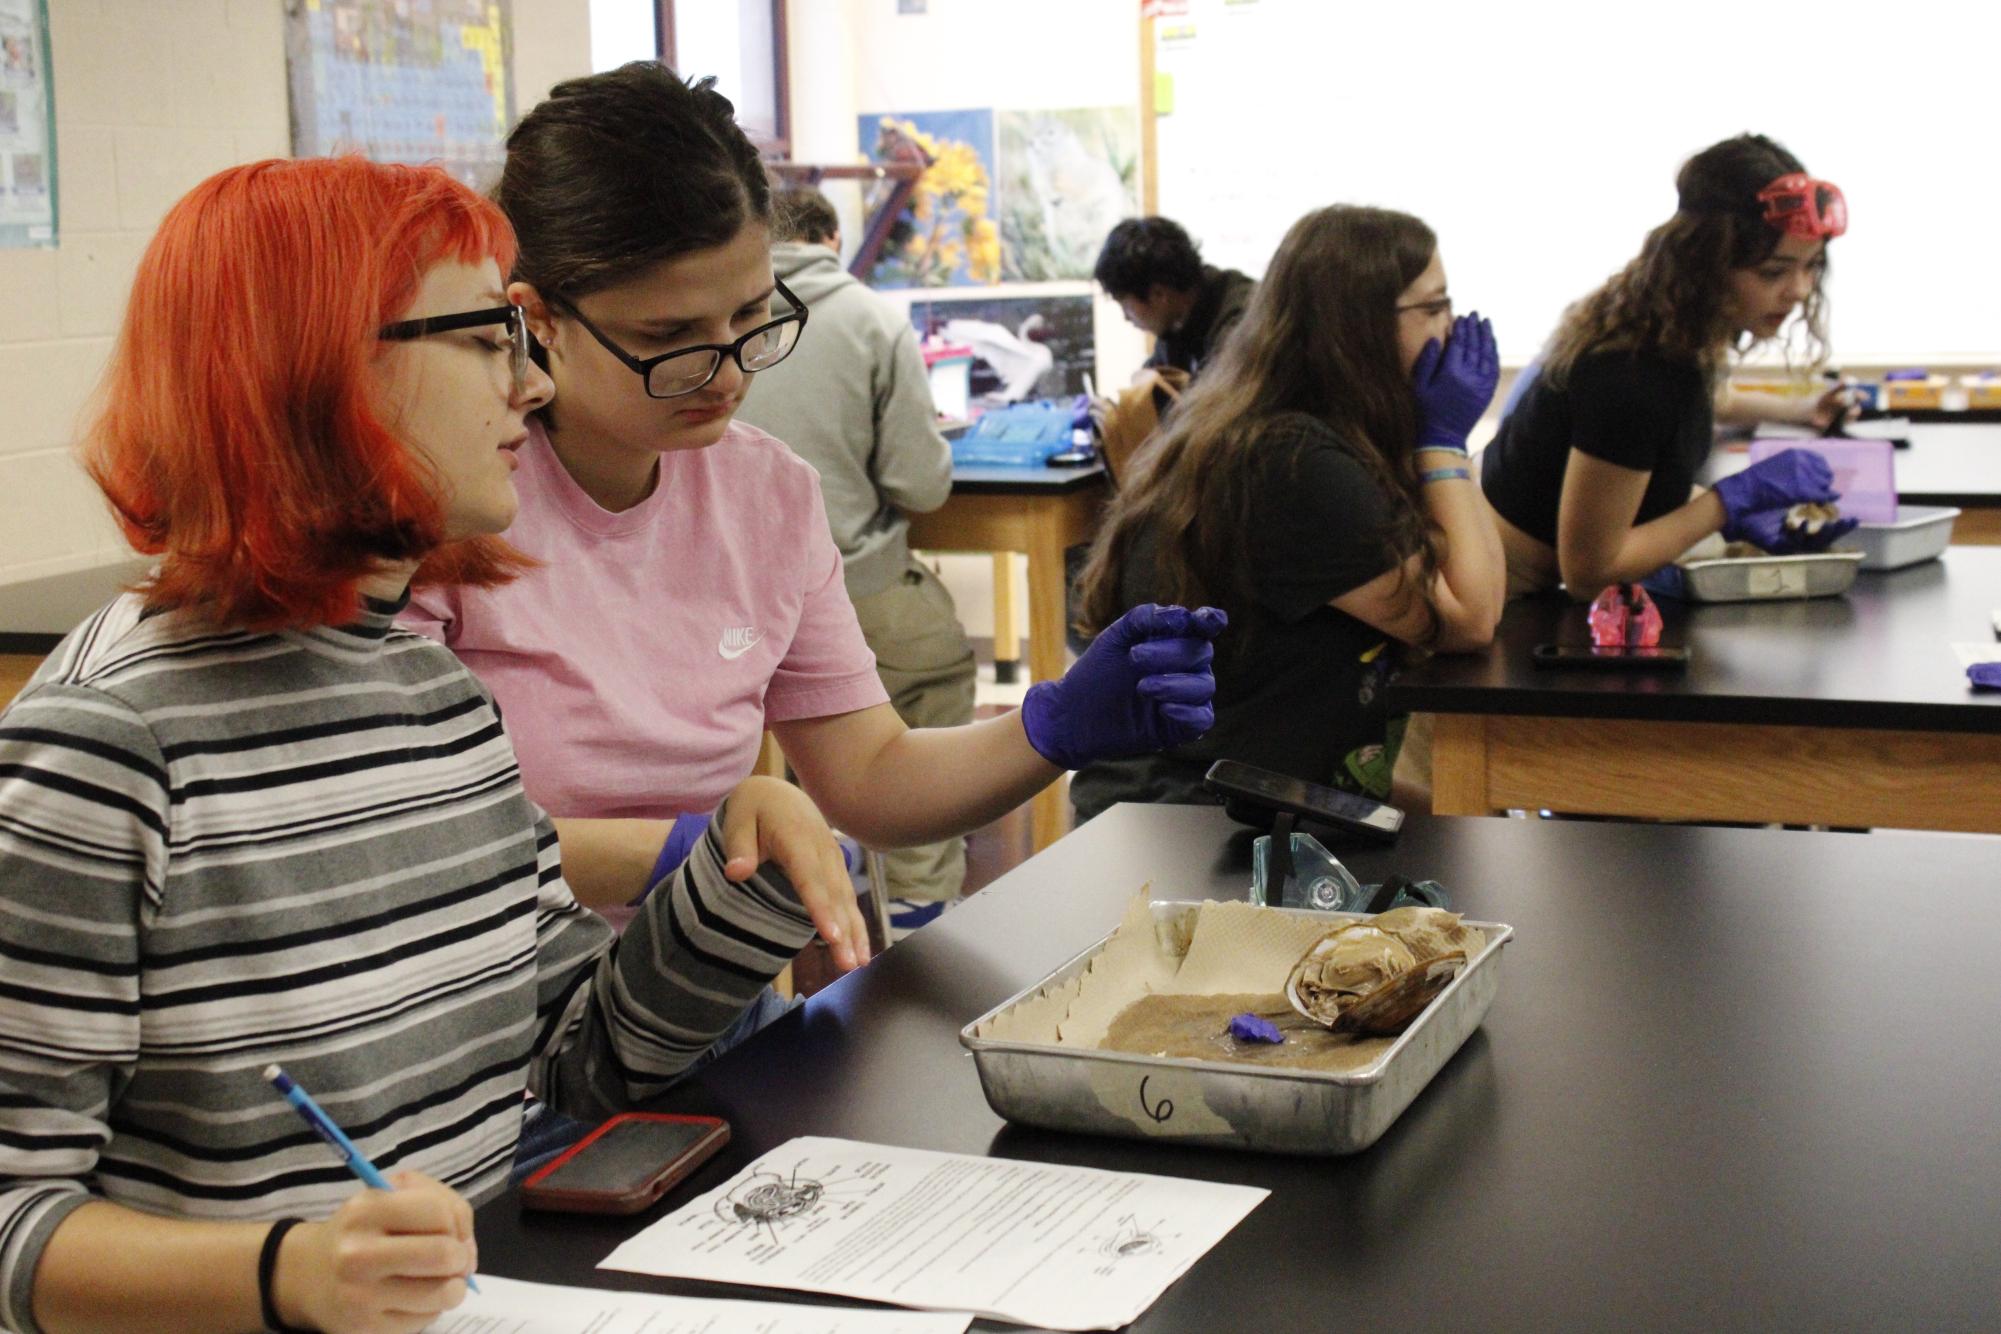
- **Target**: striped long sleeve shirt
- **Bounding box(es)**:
[0,593,818,1333]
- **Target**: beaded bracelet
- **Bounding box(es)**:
[1420,466,1472,484]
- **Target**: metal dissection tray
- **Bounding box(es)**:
[1850,505,1959,572]
[960,902,1513,1155]
[1676,549,1863,601]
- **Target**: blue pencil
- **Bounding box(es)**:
[264,1064,480,1293]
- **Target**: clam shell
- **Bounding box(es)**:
[1284,913,1474,1035]
[1334,952,1466,1035]
[1283,924,1417,1028]
[1369,906,1480,962]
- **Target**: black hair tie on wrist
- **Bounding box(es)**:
[258,1217,312,1333]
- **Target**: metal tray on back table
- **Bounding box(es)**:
[1850,505,1959,571]
[1675,549,1863,602]
[959,902,1514,1155]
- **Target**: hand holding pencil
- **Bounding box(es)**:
[270,1172,478,1334]
[264,1066,478,1332]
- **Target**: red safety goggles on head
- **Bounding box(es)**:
[1757,172,1848,239]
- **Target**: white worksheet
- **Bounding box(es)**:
[598,1137,1269,1331]
[428,1273,971,1333]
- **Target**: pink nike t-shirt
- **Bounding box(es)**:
[403,419,889,821]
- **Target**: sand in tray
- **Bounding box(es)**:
[1099,991,1396,1073]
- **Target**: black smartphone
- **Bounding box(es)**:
[1532,643,1690,671]
[1202,758,1403,843]
[519,1113,730,1215]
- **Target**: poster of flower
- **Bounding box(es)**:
[856,108,1001,289]
[996,107,1139,282]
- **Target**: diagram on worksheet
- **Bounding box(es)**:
[701,1151,887,1252]
[1094,1214,1169,1268]
[599,1137,1269,1331]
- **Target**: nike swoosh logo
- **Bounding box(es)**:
[718,626,763,660]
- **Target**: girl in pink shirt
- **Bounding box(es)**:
[407,65,1223,966]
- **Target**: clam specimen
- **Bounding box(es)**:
[1785,501,1843,538]
[1284,908,1476,1036]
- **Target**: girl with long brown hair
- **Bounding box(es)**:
[1480,134,1853,594]
[1070,205,1505,821]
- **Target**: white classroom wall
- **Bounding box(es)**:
[0,0,593,593]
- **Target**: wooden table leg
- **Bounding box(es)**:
[990,552,1020,683]
[1429,714,1494,816]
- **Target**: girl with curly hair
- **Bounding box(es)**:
[1480,134,1854,595]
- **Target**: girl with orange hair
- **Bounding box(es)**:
[0,157,846,1334]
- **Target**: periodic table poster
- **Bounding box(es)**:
[0,0,54,249]
[285,0,513,190]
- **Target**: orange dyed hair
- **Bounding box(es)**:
[84,156,531,631]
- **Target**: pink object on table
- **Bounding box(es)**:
[1588,584,1663,649]
[1746,435,1898,524]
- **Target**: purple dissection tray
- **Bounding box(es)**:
[1747,436,1897,523]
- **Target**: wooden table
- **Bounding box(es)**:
[907,463,1110,851]
[1390,547,2001,831]
[471,802,2001,1331]
[1712,421,2001,544]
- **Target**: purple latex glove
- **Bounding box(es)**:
[639,812,714,903]
[1228,1013,1284,1044]
[1639,563,1688,601]
[1021,603,1228,770]
[1713,448,1838,538]
[1969,663,2001,690]
[1411,313,1499,449]
[1732,505,1861,555]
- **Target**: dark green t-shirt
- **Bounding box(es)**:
[1070,413,1410,823]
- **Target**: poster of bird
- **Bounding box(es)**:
[907,294,1096,408]
[997,107,1139,282]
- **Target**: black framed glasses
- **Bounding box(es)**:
[378,305,531,395]
[554,279,809,399]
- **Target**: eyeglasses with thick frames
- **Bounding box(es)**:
[554,280,809,399]
[378,305,531,395]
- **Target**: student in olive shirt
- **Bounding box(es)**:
[1481,134,1854,596]
[1071,206,1506,821]
[1094,216,1255,379]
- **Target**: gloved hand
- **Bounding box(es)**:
[646,812,714,894]
[1969,662,2001,691]
[1021,604,1227,770]
[1639,563,1687,601]
[1713,448,1838,537]
[1731,505,1860,555]
[1411,313,1499,449]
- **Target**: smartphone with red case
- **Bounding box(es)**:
[518,1112,730,1215]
